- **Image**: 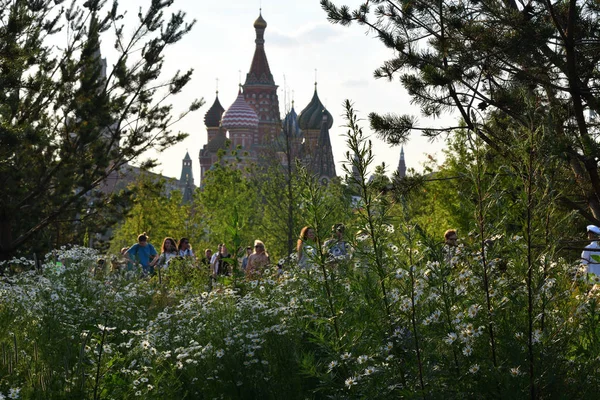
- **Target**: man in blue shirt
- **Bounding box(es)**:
[124,233,158,275]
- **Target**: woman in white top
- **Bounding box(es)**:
[178,237,196,261]
[297,226,317,268]
[151,237,179,270]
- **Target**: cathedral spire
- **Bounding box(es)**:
[180,151,194,203]
[397,146,406,178]
[245,10,274,86]
[311,111,336,182]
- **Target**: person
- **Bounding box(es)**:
[201,248,213,269]
[443,229,459,268]
[212,243,232,276]
[151,237,179,270]
[297,226,317,268]
[120,246,135,271]
[324,223,349,257]
[246,240,270,278]
[241,246,253,270]
[444,229,458,247]
[210,245,220,274]
[178,237,196,261]
[581,225,600,275]
[123,233,159,275]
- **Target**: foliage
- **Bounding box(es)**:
[0,0,200,260]
[5,102,600,399]
[109,173,192,254]
[193,152,262,257]
[321,0,600,224]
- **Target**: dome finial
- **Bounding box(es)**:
[254,9,267,29]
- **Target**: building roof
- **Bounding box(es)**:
[221,90,259,130]
[203,130,228,153]
[245,11,275,86]
[282,105,301,137]
[204,92,225,128]
[254,12,267,29]
[311,114,336,179]
[298,86,333,131]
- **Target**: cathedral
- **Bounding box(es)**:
[199,12,337,185]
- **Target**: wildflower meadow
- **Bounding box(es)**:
[3,105,600,399]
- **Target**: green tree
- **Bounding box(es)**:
[110,174,192,254]
[0,0,200,259]
[193,152,261,256]
[321,0,600,223]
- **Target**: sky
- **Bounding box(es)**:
[110,0,449,186]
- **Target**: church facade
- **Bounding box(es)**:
[199,12,337,185]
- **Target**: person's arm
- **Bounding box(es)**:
[123,244,136,260]
[150,253,162,267]
[582,250,591,266]
[246,254,255,275]
[149,245,159,266]
[211,253,218,275]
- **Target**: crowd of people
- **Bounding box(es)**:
[117,224,600,279]
[118,224,351,279]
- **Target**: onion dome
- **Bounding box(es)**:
[204,92,225,128]
[254,12,267,29]
[298,86,333,131]
[221,89,259,130]
[282,104,301,137]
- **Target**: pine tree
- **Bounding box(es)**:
[0,0,201,259]
[321,0,600,223]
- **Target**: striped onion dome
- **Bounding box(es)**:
[221,89,259,130]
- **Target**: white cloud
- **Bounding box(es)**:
[268,23,343,48]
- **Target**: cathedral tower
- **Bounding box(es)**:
[204,91,225,143]
[298,84,333,159]
[180,151,194,203]
[310,112,336,182]
[242,11,281,144]
[397,146,406,178]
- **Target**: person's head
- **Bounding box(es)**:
[332,223,345,239]
[205,248,212,259]
[137,232,148,246]
[298,226,315,253]
[246,246,253,255]
[444,229,458,246]
[161,237,177,253]
[254,240,266,254]
[120,247,129,255]
[587,225,600,240]
[178,237,190,251]
[220,243,227,253]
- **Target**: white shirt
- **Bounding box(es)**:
[159,252,178,269]
[210,253,219,274]
[179,248,195,258]
[582,241,600,275]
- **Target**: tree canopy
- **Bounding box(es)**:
[0,0,200,259]
[321,0,600,224]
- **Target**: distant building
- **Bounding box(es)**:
[397,146,406,178]
[99,152,196,203]
[199,11,337,184]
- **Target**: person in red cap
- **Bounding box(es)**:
[581,225,600,275]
